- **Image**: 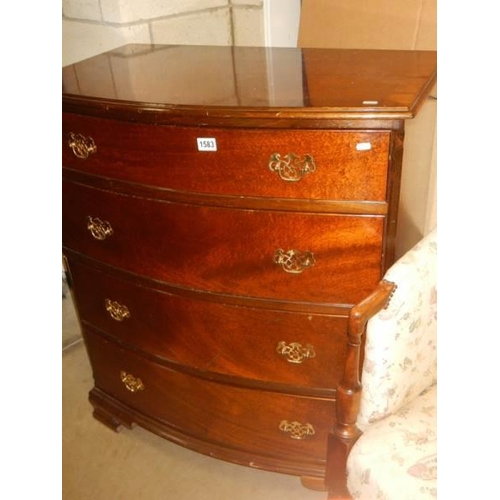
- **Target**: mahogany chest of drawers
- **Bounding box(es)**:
[62,44,437,493]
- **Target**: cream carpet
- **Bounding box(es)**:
[62,290,326,500]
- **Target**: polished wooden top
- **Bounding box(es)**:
[62,44,436,126]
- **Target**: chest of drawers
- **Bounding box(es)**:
[62,44,437,494]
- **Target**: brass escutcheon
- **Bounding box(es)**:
[268,153,316,182]
[276,341,316,364]
[274,249,315,274]
[68,132,97,159]
[279,420,315,440]
[120,371,144,393]
[87,216,114,241]
[105,299,130,322]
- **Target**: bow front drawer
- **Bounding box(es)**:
[68,257,349,391]
[62,180,384,304]
[63,113,390,201]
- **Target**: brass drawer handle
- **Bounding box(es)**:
[279,420,315,440]
[87,216,114,241]
[274,249,315,274]
[120,370,144,392]
[268,153,316,182]
[120,371,144,392]
[277,341,316,364]
[68,132,97,159]
[105,299,130,322]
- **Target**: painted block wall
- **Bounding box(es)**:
[62,0,266,66]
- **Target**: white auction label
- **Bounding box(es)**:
[197,138,217,151]
[355,142,372,151]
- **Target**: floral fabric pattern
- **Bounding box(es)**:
[407,453,437,480]
[347,384,437,499]
[357,228,437,430]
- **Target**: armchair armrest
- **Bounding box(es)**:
[326,280,396,498]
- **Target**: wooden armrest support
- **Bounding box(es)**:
[326,279,396,499]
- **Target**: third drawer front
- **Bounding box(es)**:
[84,329,335,465]
[68,257,348,391]
[63,113,391,202]
[62,180,384,304]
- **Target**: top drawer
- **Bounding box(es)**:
[63,113,390,201]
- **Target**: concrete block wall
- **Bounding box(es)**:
[62,0,265,66]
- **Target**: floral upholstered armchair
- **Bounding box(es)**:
[327,228,437,499]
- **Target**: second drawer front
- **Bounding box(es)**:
[62,181,384,304]
[63,113,390,201]
[84,329,335,464]
[68,258,348,390]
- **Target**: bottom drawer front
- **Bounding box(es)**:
[84,330,335,463]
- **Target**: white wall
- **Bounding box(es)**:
[264,0,301,47]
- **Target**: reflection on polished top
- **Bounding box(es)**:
[62,44,437,123]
